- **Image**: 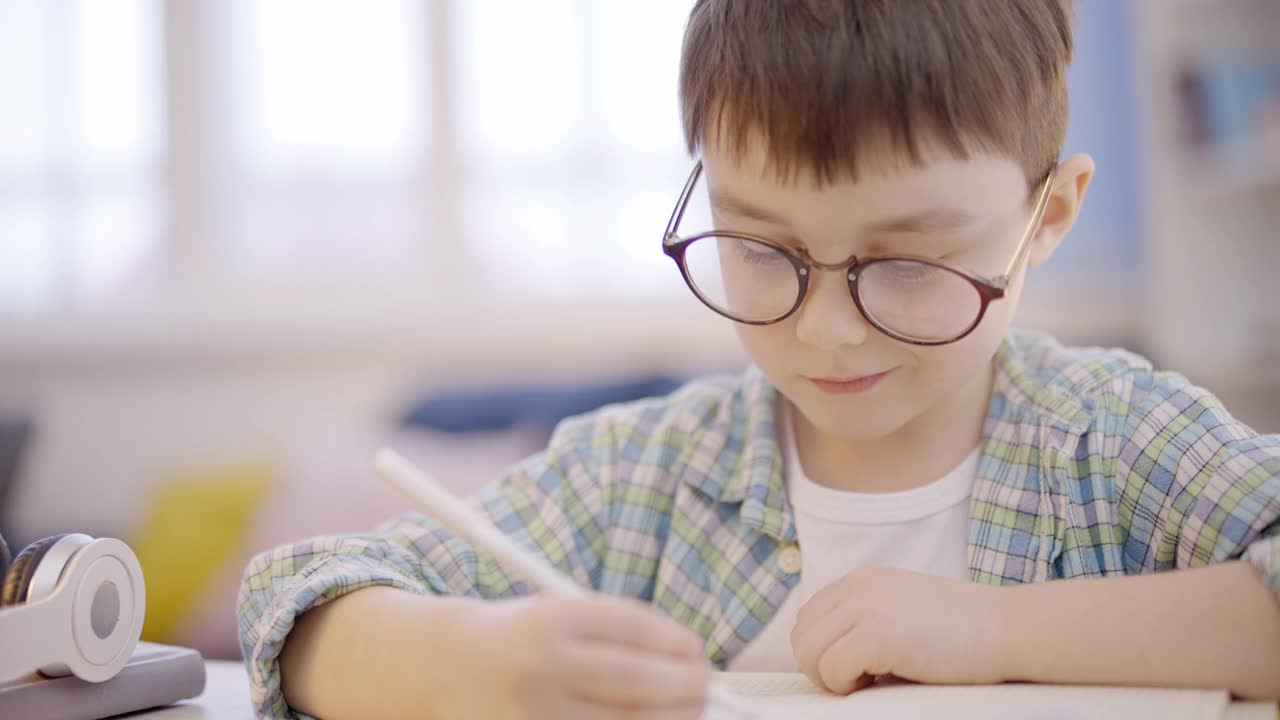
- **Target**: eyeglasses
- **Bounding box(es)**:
[661,161,1058,346]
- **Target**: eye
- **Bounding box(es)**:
[878,261,942,282]
[737,241,788,266]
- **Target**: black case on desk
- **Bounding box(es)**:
[0,642,206,720]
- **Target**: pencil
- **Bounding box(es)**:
[373,447,756,719]
[375,448,580,595]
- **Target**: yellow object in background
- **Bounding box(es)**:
[131,458,275,644]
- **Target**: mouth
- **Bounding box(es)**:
[805,369,896,395]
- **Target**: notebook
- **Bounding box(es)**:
[706,673,1275,720]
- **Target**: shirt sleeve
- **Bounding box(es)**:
[1110,370,1280,593]
[235,415,615,719]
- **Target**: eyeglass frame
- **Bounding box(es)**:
[661,159,1059,346]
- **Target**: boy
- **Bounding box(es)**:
[238,2,1280,719]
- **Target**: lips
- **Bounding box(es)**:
[806,369,895,395]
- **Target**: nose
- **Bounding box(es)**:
[794,267,871,351]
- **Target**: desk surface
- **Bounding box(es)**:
[147,662,1278,719]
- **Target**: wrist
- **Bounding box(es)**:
[399,595,492,716]
[989,583,1027,684]
[318,589,483,720]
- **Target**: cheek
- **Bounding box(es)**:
[734,322,778,359]
[909,310,1010,386]
[734,322,795,372]
[923,253,1024,372]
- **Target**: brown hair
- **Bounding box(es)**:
[679,0,1073,185]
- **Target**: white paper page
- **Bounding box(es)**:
[705,673,1231,720]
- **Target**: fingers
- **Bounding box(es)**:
[560,695,707,720]
[794,579,844,629]
[569,595,706,660]
[548,595,714,710]
[563,643,712,706]
[794,565,882,628]
[791,587,897,696]
[791,594,862,687]
[814,625,886,695]
[608,705,707,720]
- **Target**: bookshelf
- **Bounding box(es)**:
[1132,0,1280,401]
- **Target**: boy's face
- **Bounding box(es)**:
[701,135,1079,443]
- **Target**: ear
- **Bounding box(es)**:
[1026,153,1095,268]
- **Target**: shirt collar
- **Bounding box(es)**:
[675,330,1093,543]
[993,330,1094,434]
[677,366,796,542]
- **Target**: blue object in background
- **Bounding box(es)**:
[1052,0,1143,277]
[401,375,688,443]
[1199,55,1280,145]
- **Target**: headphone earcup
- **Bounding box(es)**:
[0,534,144,682]
[2,534,69,606]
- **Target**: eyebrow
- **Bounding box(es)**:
[709,192,980,236]
[864,208,979,235]
[710,193,791,227]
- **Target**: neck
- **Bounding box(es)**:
[790,359,996,493]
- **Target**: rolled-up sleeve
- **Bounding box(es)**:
[236,414,613,719]
[1111,370,1280,593]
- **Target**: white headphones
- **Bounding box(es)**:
[0,532,146,683]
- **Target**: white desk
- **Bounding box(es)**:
[144,662,1278,719]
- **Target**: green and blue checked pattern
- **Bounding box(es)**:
[237,330,1280,719]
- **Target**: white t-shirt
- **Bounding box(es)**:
[727,406,979,672]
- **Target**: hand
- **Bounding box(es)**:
[438,592,713,720]
[789,565,1010,694]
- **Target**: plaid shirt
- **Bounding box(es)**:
[237,330,1280,719]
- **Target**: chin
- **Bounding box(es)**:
[787,392,917,442]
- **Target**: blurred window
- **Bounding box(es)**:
[0,0,164,310]
[0,0,1140,314]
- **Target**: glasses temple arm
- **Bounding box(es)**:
[994,167,1057,287]
[664,161,704,243]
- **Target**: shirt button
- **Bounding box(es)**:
[777,546,802,574]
